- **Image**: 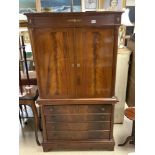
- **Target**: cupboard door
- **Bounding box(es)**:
[31,28,76,98]
[75,28,114,98]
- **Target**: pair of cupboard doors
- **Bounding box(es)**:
[31,27,115,99]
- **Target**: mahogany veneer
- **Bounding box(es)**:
[25,11,122,151]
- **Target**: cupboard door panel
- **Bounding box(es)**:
[32,28,76,98]
[75,28,114,98]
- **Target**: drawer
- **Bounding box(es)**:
[44,105,112,115]
[27,13,121,28]
[31,16,75,28]
[46,122,110,131]
[32,15,116,27]
[47,130,110,140]
[45,114,111,122]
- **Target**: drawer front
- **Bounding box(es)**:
[32,17,75,28]
[45,114,111,122]
[27,13,121,28]
[47,130,110,140]
[46,122,110,131]
[44,105,112,115]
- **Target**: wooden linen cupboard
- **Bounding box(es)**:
[25,11,122,151]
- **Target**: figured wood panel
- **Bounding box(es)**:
[75,28,114,98]
[32,28,75,98]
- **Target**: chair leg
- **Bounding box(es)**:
[19,110,22,126]
[24,105,29,118]
[38,105,42,131]
[23,105,28,125]
[118,136,134,146]
[19,105,23,118]
[19,104,28,124]
[31,102,41,146]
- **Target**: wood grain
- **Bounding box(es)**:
[25,12,123,151]
[75,28,114,97]
[32,28,75,98]
[47,130,110,140]
[46,122,111,131]
[45,114,111,122]
[43,104,112,114]
[42,139,115,151]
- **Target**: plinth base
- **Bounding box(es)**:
[42,139,115,152]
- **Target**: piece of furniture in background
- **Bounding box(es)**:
[121,7,134,47]
[118,24,126,48]
[126,36,135,107]
[114,47,131,123]
[19,35,40,145]
[124,3,135,46]
[19,28,37,85]
[19,104,29,125]
[118,107,135,146]
[125,24,134,46]
[19,86,40,146]
[26,12,122,151]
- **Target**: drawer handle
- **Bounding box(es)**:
[91,19,96,24]
[76,19,82,22]
[67,19,82,23]
[67,19,76,22]
[101,108,105,111]
[49,108,53,112]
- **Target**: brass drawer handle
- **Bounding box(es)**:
[67,19,76,22]
[76,19,82,22]
[91,19,96,24]
[101,108,105,111]
[49,108,53,112]
[67,19,82,23]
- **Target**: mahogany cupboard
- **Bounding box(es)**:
[25,12,123,151]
